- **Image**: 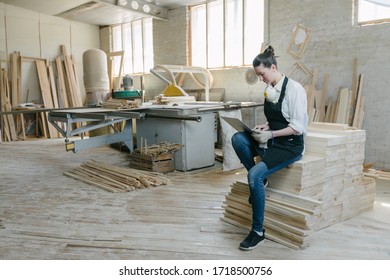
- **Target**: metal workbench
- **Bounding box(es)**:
[48,107,145,153]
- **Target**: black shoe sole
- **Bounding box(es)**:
[239,239,265,251]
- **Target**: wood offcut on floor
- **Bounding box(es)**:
[0,138,389,259]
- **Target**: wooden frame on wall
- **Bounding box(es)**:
[287,24,312,60]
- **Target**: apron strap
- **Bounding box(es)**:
[277,76,289,103]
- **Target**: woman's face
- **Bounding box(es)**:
[254,64,277,85]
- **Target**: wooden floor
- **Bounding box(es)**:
[0,138,389,260]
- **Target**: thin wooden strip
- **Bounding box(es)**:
[72,169,130,192]
[81,164,140,189]
[64,170,123,193]
[11,52,18,107]
[77,166,136,190]
[349,58,358,125]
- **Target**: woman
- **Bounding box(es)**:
[232,46,308,250]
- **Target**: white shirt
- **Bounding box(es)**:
[270,75,308,136]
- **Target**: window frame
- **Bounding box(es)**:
[110,17,154,76]
[355,0,390,26]
[189,0,264,69]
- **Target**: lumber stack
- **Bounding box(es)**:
[222,181,322,249]
[1,46,84,142]
[222,122,376,249]
[64,160,169,193]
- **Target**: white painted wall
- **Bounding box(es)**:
[149,1,390,170]
[0,3,100,104]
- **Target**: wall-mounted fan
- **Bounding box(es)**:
[245,68,258,85]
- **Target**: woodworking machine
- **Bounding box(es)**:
[48,101,263,171]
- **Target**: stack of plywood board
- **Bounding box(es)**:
[222,122,376,249]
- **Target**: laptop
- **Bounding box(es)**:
[221,116,254,134]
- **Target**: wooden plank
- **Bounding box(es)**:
[356,96,365,129]
[35,60,54,109]
[305,84,315,114]
[314,89,322,114]
[311,68,318,88]
[70,54,83,106]
[4,102,18,140]
[39,111,48,138]
[349,58,358,125]
[17,52,22,106]
[0,68,5,142]
[55,56,69,108]
[318,73,329,122]
[1,103,11,141]
[352,74,363,128]
[10,52,19,107]
[17,113,26,140]
[324,96,333,122]
[0,68,11,141]
[309,122,349,131]
[335,88,350,124]
[36,60,59,138]
[48,64,59,108]
[61,45,78,107]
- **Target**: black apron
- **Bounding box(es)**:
[261,77,304,169]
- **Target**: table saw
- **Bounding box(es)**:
[48,101,262,171]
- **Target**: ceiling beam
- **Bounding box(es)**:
[98,0,169,20]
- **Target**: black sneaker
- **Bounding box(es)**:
[248,179,268,204]
[239,229,265,251]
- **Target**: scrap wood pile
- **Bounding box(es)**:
[64,160,168,193]
[130,141,182,173]
[102,98,139,109]
[152,94,196,105]
[134,140,182,156]
[222,122,376,249]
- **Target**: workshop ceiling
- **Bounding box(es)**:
[0,0,206,26]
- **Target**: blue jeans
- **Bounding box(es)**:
[231,132,302,232]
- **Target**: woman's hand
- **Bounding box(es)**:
[252,123,269,133]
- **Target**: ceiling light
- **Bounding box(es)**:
[118,0,128,6]
[143,4,151,13]
[131,1,139,9]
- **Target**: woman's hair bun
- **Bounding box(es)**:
[263,45,275,56]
